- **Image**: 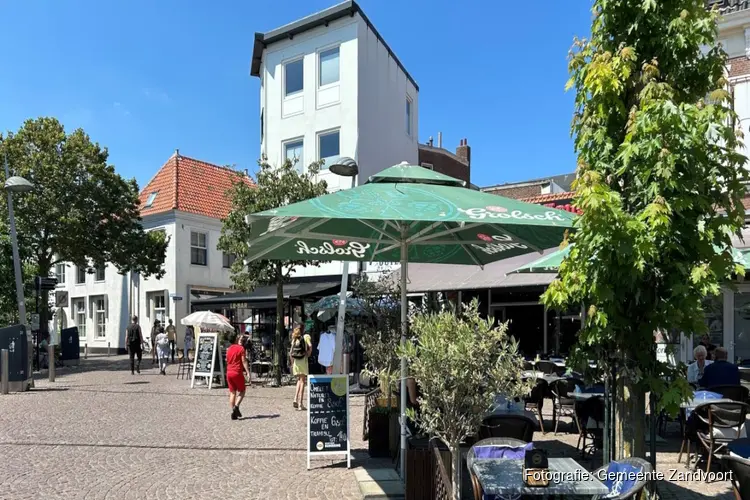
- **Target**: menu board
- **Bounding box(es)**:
[307,375,350,469]
[190,332,224,390]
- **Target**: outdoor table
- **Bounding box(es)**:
[472,457,608,499]
[567,392,605,401]
[728,437,750,459]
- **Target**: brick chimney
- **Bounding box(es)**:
[456,138,471,166]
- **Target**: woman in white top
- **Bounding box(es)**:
[687,345,712,384]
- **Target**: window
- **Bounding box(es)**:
[406,97,413,137]
[75,300,86,338]
[55,264,66,285]
[95,265,105,282]
[145,192,158,207]
[421,162,434,170]
[223,252,237,269]
[153,294,166,325]
[94,298,106,338]
[284,58,304,96]
[284,139,304,171]
[76,266,86,284]
[190,231,207,266]
[318,130,340,169]
[319,47,340,87]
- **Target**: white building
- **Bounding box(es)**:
[250,0,419,278]
[54,151,250,352]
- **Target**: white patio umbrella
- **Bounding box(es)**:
[181,311,234,332]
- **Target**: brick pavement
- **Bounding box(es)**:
[0,357,738,499]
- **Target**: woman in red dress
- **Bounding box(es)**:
[225,331,252,420]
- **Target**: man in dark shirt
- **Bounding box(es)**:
[126,316,143,375]
[699,347,740,388]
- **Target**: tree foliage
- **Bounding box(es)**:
[399,301,531,500]
[542,1,748,454]
[219,158,328,385]
[0,117,168,321]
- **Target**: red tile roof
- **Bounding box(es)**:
[519,192,575,204]
[139,151,254,220]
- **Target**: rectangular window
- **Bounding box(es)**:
[284,58,304,96]
[75,300,86,338]
[319,47,340,87]
[223,252,237,269]
[284,139,304,171]
[190,231,208,266]
[95,265,105,282]
[318,130,340,169]
[153,294,166,325]
[406,97,413,137]
[145,192,158,208]
[421,162,434,170]
[55,264,66,284]
[76,266,86,284]
[95,298,106,338]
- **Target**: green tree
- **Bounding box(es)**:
[0,117,168,333]
[399,302,531,500]
[219,158,328,386]
[543,1,748,458]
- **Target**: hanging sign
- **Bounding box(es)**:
[190,332,225,389]
[307,374,350,469]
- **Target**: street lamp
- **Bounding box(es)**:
[4,156,33,389]
[329,157,359,377]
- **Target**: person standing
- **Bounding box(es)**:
[126,316,143,375]
[165,319,177,363]
[226,330,252,420]
[155,327,170,375]
[289,325,312,410]
[184,325,194,361]
[150,319,160,365]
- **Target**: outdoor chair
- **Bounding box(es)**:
[535,360,558,375]
[721,454,750,500]
[708,384,750,403]
[523,361,534,371]
[695,401,750,476]
[550,378,583,434]
[478,414,536,442]
[430,439,453,500]
[592,457,652,499]
[522,378,547,433]
[466,438,530,500]
[576,395,605,457]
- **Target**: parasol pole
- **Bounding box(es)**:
[399,225,408,480]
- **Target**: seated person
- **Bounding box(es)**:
[699,347,740,388]
[687,345,712,384]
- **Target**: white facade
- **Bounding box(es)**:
[255,2,418,279]
[55,211,235,351]
[718,9,750,169]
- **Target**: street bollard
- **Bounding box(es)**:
[84,343,88,359]
[1,349,8,394]
[107,342,110,357]
[48,345,55,382]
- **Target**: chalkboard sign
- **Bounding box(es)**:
[190,332,225,390]
[307,375,350,469]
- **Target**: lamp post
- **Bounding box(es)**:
[4,155,33,389]
[329,157,359,377]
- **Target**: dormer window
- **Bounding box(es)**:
[145,192,158,207]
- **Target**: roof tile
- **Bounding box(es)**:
[519,191,575,204]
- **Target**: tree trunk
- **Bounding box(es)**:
[450,443,462,500]
[274,264,283,387]
[615,368,646,459]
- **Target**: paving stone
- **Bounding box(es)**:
[358,480,405,499]
[354,468,401,482]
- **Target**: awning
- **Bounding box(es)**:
[191,279,343,306]
[389,248,560,292]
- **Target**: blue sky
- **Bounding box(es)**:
[0,0,592,189]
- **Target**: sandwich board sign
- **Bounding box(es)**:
[190,332,225,389]
[307,374,350,469]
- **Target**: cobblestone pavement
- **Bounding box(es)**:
[0,356,374,500]
[0,357,738,499]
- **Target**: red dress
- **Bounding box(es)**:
[226,344,246,392]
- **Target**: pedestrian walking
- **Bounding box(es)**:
[126,316,143,375]
[150,319,160,365]
[155,326,170,375]
[226,330,252,420]
[184,325,194,361]
[289,324,312,410]
[165,319,177,363]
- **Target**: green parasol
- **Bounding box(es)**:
[243,163,575,476]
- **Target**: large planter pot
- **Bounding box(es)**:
[368,407,393,458]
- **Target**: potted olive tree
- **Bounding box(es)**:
[399,301,532,500]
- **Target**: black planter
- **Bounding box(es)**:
[368,408,392,458]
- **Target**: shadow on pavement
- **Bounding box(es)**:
[122,381,150,385]
[30,387,69,392]
[240,414,280,420]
